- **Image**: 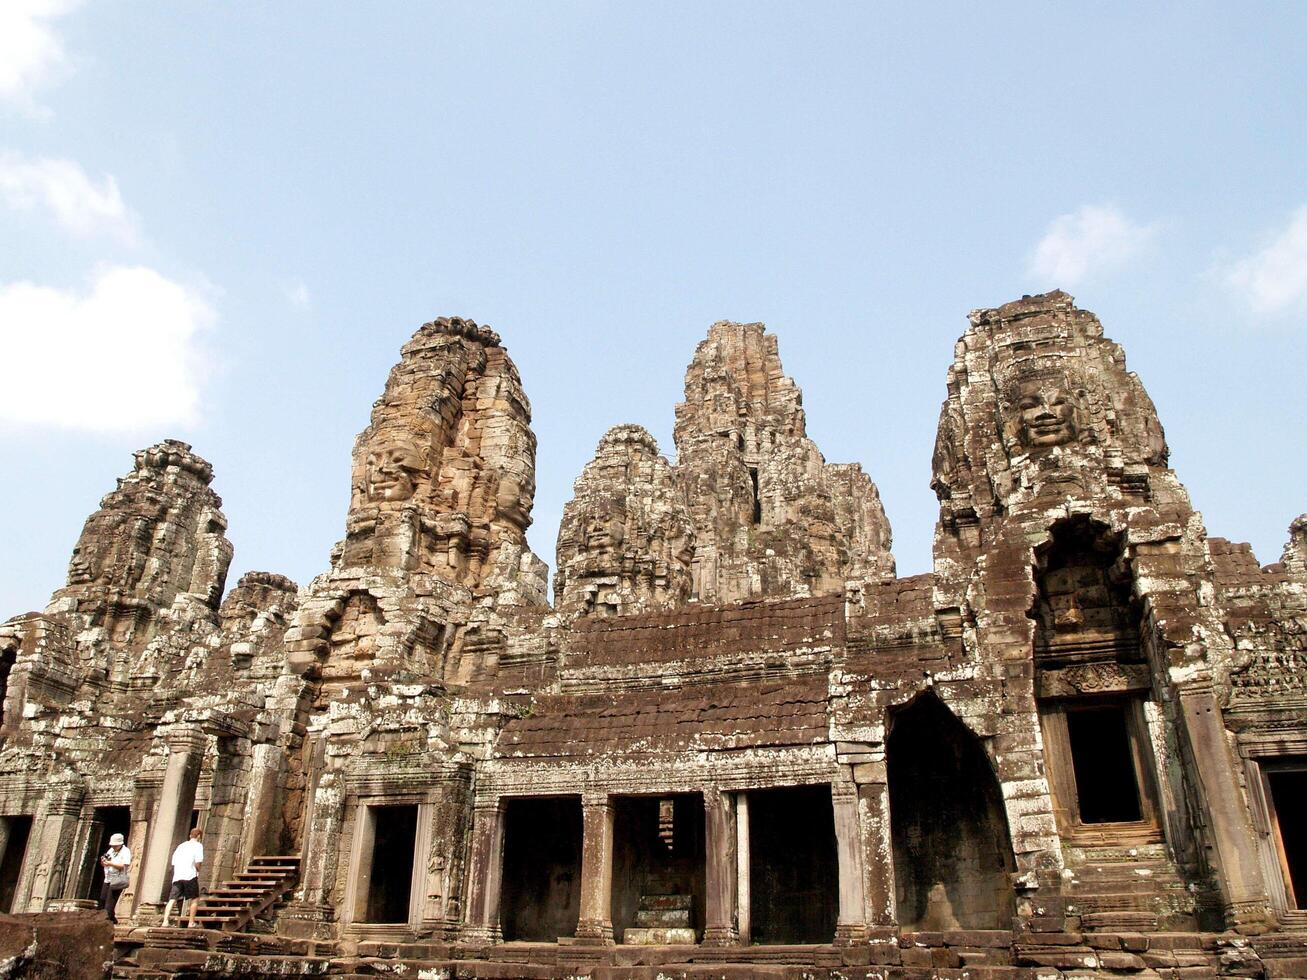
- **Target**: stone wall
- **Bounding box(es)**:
[0,297,1304,979]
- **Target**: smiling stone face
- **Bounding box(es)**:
[366,443,427,502]
[1012,379,1079,449]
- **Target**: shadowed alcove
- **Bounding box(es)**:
[748,784,838,944]
[499,797,583,941]
[887,693,1015,930]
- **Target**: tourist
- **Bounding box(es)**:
[99,833,131,923]
[161,827,204,928]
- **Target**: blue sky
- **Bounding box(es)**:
[2,2,1305,614]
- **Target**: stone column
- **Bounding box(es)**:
[279,769,346,939]
[133,729,205,921]
[460,799,505,945]
[1177,684,1275,933]
[22,794,82,911]
[857,778,896,926]
[702,789,738,946]
[239,743,286,868]
[575,793,614,944]
[832,779,869,945]
[735,792,751,945]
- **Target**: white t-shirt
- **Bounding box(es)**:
[170,839,204,882]
[103,845,132,887]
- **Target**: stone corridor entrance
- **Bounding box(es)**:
[499,796,583,941]
[612,794,704,943]
[1266,763,1307,910]
[362,804,418,924]
[82,805,131,901]
[746,785,838,944]
[0,815,32,913]
[888,695,1015,930]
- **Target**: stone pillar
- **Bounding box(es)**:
[240,743,286,867]
[460,800,504,945]
[575,793,614,944]
[832,779,869,945]
[22,794,82,911]
[133,729,205,921]
[735,792,751,945]
[1177,684,1275,933]
[702,789,738,946]
[279,769,346,938]
[857,778,896,926]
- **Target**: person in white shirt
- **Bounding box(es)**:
[161,827,204,928]
[99,832,132,923]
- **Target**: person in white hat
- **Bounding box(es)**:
[99,832,132,923]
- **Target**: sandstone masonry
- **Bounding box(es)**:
[1,293,1305,979]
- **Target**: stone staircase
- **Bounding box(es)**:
[1062,841,1197,931]
[185,855,300,932]
[622,891,695,944]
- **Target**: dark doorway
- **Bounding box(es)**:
[83,806,131,900]
[748,785,838,944]
[612,794,704,943]
[1268,767,1307,909]
[1067,706,1143,823]
[0,816,33,913]
[888,694,1015,930]
[365,804,417,923]
[500,797,582,941]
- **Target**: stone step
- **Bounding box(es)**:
[634,907,691,928]
[622,926,697,945]
[1080,910,1160,931]
[639,893,692,911]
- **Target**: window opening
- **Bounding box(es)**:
[748,468,761,524]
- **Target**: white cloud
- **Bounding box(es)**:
[0,152,139,244]
[283,278,311,311]
[0,0,80,111]
[1225,205,1307,316]
[1028,204,1158,287]
[0,266,215,432]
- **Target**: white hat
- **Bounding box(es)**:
[109,833,125,846]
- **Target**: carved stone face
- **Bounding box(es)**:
[366,444,427,502]
[1014,380,1078,449]
[583,506,626,557]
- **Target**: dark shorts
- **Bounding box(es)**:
[168,877,199,900]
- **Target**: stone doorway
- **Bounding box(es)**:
[0,816,32,912]
[82,806,131,900]
[887,694,1015,930]
[612,794,704,944]
[746,785,837,944]
[350,803,420,925]
[499,796,582,941]
[1266,763,1307,910]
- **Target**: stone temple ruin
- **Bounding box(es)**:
[1,291,1306,978]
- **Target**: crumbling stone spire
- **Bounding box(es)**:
[48,439,232,646]
[337,316,543,593]
[554,424,695,616]
[673,321,894,604]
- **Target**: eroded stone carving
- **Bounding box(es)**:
[555,425,694,616]
[50,439,233,648]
